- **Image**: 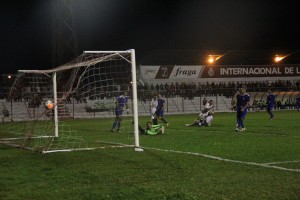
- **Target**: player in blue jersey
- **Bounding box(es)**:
[111,91,129,132]
[296,95,300,112]
[154,93,169,126]
[266,89,276,119]
[234,86,250,132]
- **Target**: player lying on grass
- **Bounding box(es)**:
[185,99,214,127]
[185,111,214,127]
[138,121,165,135]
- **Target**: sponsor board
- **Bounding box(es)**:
[140,65,300,82]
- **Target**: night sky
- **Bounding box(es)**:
[1,0,300,74]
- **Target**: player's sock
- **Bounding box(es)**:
[161,126,165,134]
[237,118,241,128]
[240,120,244,129]
[161,118,168,124]
[117,122,121,131]
[112,122,117,131]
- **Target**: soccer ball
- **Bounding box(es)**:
[45,100,54,110]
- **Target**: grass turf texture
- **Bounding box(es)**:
[0,110,299,199]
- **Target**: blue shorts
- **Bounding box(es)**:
[237,107,248,119]
[155,109,164,117]
[115,107,124,117]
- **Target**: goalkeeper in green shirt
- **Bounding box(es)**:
[138,121,165,135]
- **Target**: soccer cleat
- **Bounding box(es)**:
[241,128,246,131]
[117,129,121,133]
[235,128,240,132]
[270,116,275,120]
[166,123,169,127]
[111,129,115,132]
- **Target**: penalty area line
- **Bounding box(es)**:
[142,146,300,173]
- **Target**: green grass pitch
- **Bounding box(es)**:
[0,110,300,199]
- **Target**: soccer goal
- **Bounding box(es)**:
[0,49,141,153]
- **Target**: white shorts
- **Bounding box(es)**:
[151,107,157,115]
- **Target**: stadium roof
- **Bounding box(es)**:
[139,50,300,66]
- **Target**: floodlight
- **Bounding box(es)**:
[206,54,224,64]
[273,53,292,63]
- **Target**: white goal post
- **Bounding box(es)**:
[1,49,142,152]
[82,50,141,150]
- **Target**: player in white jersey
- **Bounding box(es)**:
[185,111,214,127]
[204,99,214,112]
[149,94,158,124]
[186,100,214,127]
[199,100,214,120]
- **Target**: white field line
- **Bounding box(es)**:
[263,160,300,165]
[42,145,134,154]
[0,136,54,141]
[142,147,300,173]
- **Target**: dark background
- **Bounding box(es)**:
[1,0,299,74]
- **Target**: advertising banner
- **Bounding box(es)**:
[140,65,300,83]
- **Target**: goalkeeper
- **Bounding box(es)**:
[138,121,165,135]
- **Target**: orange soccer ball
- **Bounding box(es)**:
[45,100,54,110]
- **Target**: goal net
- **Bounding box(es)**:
[0,50,141,153]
